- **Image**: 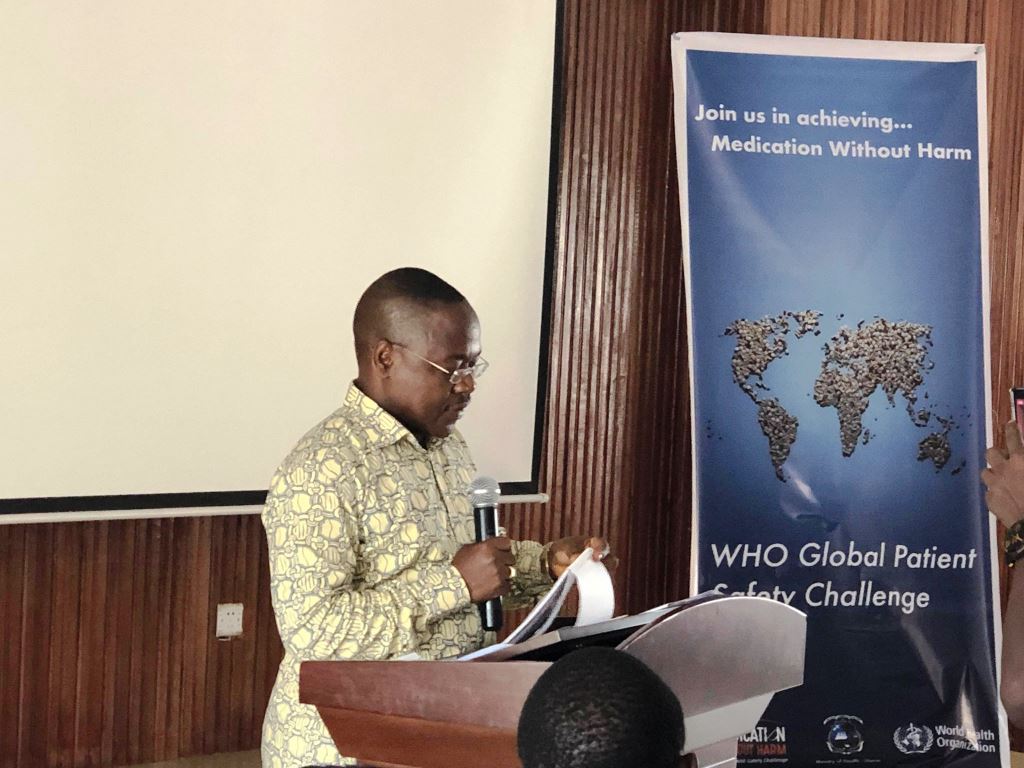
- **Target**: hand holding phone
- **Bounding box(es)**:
[1013,388,1024,440]
[982,391,1024,529]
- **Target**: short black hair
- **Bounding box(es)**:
[352,267,468,361]
[359,267,465,306]
[517,647,684,768]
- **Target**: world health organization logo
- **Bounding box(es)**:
[893,724,934,754]
[824,715,864,755]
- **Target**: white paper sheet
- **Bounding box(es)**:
[571,549,615,626]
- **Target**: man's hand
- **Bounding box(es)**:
[982,421,1024,528]
[452,537,515,603]
[547,536,618,580]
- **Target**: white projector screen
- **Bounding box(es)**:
[0,2,558,510]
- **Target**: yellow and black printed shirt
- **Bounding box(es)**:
[260,383,552,768]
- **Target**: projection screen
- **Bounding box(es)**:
[0,2,558,513]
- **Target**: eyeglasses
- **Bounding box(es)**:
[390,342,489,385]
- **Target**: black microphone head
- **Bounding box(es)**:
[468,475,501,508]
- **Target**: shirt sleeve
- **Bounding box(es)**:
[263,458,472,660]
[505,539,554,609]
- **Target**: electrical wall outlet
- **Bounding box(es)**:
[216,602,244,638]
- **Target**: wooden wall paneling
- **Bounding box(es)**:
[176,519,196,758]
[179,518,200,757]
[528,0,579,542]
[215,517,232,754]
[125,521,145,765]
[142,522,163,760]
[944,0,968,38]
[987,2,1024,401]
[920,0,942,40]
[103,522,134,767]
[225,515,250,751]
[139,522,162,765]
[204,515,227,755]
[764,0,792,35]
[219,516,239,753]
[74,521,108,767]
[0,526,25,768]
[573,1,618,577]
[190,514,214,761]
[619,1,670,613]
[19,524,55,767]
[0,512,286,768]
[968,1,985,42]
[48,521,82,766]
[874,0,897,39]
[984,0,1010,395]
[541,0,635,612]
[237,517,259,750]
[165,519,189,760]
[561,0,598,531]
[639,0,696,611]
[818,1,855,38]
[153,520,174,762]
[946,0,972,40]
[230,516,246,750]
[597,5,639,572]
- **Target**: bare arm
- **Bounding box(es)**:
[982,421,1024,724]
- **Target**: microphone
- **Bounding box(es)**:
[469,475,502,631]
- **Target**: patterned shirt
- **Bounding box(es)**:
[261,383,552,768]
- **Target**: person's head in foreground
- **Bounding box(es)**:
[517,646,685,768]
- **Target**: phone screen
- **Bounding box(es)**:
[1012,388,1024,437]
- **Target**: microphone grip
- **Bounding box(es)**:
[474,504,502,631]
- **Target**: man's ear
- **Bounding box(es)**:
[372,340,394,377]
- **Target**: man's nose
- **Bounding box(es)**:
[453,374,476,394]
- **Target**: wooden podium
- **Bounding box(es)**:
[300,595,806,768]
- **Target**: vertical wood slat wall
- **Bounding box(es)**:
[2,2,1024,766]
[0,518,281,767]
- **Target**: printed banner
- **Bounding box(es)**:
[672,34,1005,766]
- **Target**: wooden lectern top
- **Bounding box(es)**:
[300,659,549,768]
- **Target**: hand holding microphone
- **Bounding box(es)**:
[451,475,507,630]
[452,537,514,602]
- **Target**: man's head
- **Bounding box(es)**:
[353,268,482,445]
[518,647,685,768]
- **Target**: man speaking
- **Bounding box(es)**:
[260,267,612,768]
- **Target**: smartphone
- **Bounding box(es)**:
[1012,387,1024,437]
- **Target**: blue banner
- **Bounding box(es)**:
[672,35,1003,766]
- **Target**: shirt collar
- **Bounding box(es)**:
[343,382,422,448]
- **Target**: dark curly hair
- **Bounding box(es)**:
[517,647,684,768]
